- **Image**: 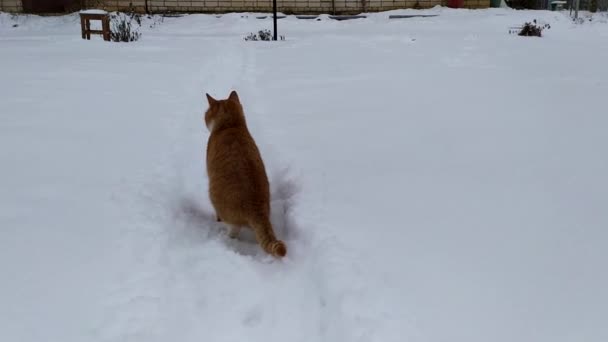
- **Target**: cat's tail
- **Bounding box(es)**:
[250,219,287,258]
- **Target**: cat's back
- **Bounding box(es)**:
[207,126,269,202]
[207,126,265,173]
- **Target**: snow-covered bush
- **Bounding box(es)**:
[518,20,550,37]
[243,29,285,41]
[110,12,142,42]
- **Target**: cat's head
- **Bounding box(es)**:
[204,90,246,133]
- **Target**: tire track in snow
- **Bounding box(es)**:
[230,44,363,342]
[225,43,330,341]
[235,44,327,341]
[237,41,423,342]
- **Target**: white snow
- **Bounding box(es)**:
[1,8,607,342]
[79,9,108,15]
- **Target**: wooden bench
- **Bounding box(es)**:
[79,9,110,41]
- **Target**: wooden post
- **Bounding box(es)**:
[80,15,86,39]
[102,16,110,41]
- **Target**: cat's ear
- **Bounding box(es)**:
[228,90,240,103]
[206,93,217,106]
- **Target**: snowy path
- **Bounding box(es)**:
[1,9,608,342]
[69,33,401,342]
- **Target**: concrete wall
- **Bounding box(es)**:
[0,0,23,12]
[463,0,491,8]
[99,0,445,13]
[100,0,490,13]
[1,0,491,14]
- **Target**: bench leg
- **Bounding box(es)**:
[80,16,86,39]
[86,19,91,40]
[103,17,111,41]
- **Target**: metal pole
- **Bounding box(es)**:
[273,0,277,41]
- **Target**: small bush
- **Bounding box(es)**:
[519,20,550,37]
[110,12,142,42]
[510,19,550,37]
[258,29,273,41]
[244,29,285,41]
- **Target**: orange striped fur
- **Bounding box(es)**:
[204,91,286,258]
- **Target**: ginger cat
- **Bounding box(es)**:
[204,90,287,258]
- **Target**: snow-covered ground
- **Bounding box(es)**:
[1,7,607,342]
